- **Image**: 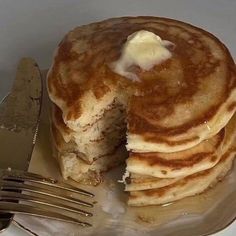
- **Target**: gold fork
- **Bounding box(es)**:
[0,169,94,227]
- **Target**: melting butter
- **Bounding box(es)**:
[111,30,173,81]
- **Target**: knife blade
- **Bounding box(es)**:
[0,58,42,232]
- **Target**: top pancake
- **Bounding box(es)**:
[47,16,236,152]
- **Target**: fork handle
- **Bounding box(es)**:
[0,213,13,232]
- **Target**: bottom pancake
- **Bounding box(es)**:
[53,144,127,185]
[128,148,236,206]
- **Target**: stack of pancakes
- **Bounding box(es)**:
[47,17,236,205]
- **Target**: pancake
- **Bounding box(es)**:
[126,113,236,179]
[128,147,236,206]
[125,173,182,191]
[51,103,126,163]
[47,16,236,153]
[126,129,225,179]
[51,119,125,159]
[53,144,127,186]
[51,121,127,185]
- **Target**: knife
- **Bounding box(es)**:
[0,58,42,232]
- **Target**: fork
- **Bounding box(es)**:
[0,169,94,228]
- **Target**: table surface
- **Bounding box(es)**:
[0,0,235,235]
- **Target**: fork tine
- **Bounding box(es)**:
[1,170,94,197]
[0,170,95,226]
[0,202,92,227]
[0,190,92,217]
[0,180,93,208]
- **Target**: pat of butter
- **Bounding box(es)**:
[111,30,173,81]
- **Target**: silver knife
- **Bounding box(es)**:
[0,58,42,232]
